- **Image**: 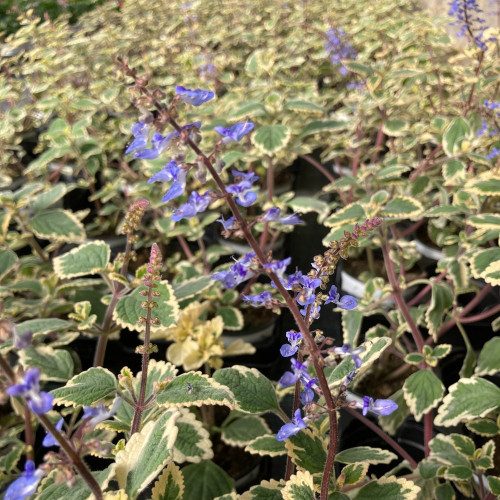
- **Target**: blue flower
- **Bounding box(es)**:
[281,270,303,290]
[83,397,122,428]
[325,285,357,310]
[264,257,291,280]
[212,252,255,289]
[300,378,317,405]
[7,369,53,414]
[361,396,398,416]
[13,328,33,349]
[175,85,214,106]
[487,147,500,160]
[276,409,307,441]
[333,344,364,369]
[226,170,260,207]
[279,358,316,389]
[214,122,255,143]
[299,302,321,319]
[263,207,303,225]
[297,276,322,306]
[148,160,187,202]
[171,191,212,222]
[134,131,175,160]
[125,122,150,154]
[242,291,273,307]
[4,461,44,500]
[325,27,357,76]
[42,417,64,447]
[217,215,237,232]
[280,330,303,357]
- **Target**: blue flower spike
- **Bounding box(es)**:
[7,368,54,415]
[4,460,44,500]
[276,408,308,441]
[264,207,303,225]
[171,191,212,222]
[83,397,123,429]
[175,85,215,106]
[214,121,255,143]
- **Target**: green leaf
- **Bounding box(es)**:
[181,461,234,500]
[252,125,290,155]
[156,372,234,409]
[30,209,85,243]
[0,248,18,281]
[218,306,244,331]
[382,119,408,137]
[19,346,73,382]
[450,434,475,458]
[51,367,117,407]
[53,241,110,279]
[425,283,454,340]
[465,177,500,196]
[288,196,329,219]
[115,410,179,498]
[475,337,500,376]
[173,410,213,463]
[113,280,179,333]
[336,446,397,465]
[30,184,67,212]
[221,415,269,446]
[300,120,345,138]
[324,203,366,228]
[403,369,445,422]
[382,196,424,220]
[444,465,473,481]
[343,61,374,77]
[468,213,500,230]
[245,435,287,457]
[435,377,500,427]
[342,310,363,346]
[282,470,315,500]
[470,248,500,281]
[213,366,280,414]
[71,98,99,110]
[465,418,499,436]
[405,353,425,365]
[24,146,72,174]
[286,430,326,474]
[238,479,285,499]
[339,462,369,486]
[487,476,500,495]
[173,276,213,301]
[151,462,184,500]
[16,318,70,335]
[229,101,266,119]
[46,118,70,138]
[354,477,420,500]
[284,100,325,113]
[435,482,455,500]
[443,118,471,156]
[36,466,113,500]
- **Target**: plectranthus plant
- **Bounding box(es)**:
[113,58,407,499]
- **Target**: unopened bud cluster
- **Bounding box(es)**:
[121,199,149,238]
[138,243,162,326]
[313,217,383,287]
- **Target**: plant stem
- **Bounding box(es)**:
[259,156,274,251]
[24,404,34,461]
[177,234,196,263]
[344,406,418,469]
[380,228,425,353]
[94,238,133,367]
[130,285,153,435]
[38,414,103,500]
[299,154,348,205]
